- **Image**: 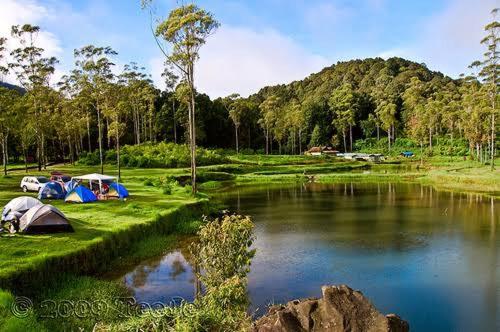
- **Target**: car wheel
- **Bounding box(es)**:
[22,186,28,193]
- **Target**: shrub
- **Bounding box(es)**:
[77,151,100,165]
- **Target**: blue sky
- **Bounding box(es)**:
[0,0,497,97]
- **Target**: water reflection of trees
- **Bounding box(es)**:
[126,250,193,289]
[220,183,499,251]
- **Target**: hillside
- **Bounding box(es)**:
[240,57,460,151]
[0,81,25,94]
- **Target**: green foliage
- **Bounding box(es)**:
[78,143,228,168]
[309,124,324,147]
[190,214,255,289]
[354,137,469,156]
[97,214,254,332]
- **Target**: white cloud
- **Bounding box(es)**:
[377,0,497,77]
[415,0,496,76]
[0,0,63,85]
[151,25,330,98]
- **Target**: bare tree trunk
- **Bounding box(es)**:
[68,137,73,165]
[106,117,110,148]
[96,102,104,174]
[117,131,121,181]
[2,137,7,176]
[188,64,197,194]
[429,128,433,151]
[491,108,495,171]
[23,148,28,173]
[265,127,269,155]
[349,125,353,152]
[387,127,391,151]
[235,124,239,153]
[41,133,46,170]
[87,115,91,152]
[172,98,177,144]
[299,129,302,155]
[420,141,423,166]
[376,125,380,141]
[343,131,347,153]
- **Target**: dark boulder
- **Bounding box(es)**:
[252,285,409,332]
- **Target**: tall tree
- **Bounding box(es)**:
[9,24,58,171]
[143,1,219,194]
[474,8,499,170]
[259,95,280,154]
[74,45,117,174]
[162,64,179,143]
[0,88,19,175]
[329,84,358,152]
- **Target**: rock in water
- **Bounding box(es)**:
[252,285,409,332]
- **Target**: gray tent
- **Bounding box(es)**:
[19,204,73,234]
[1,196,42,222]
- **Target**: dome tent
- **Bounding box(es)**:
[19,204,73,234]
[108,183,129,198]
[64,179,79,193]
[38,182,65,200]
[65,186,97,203]
[1,196,42,222]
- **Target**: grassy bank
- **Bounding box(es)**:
[0,165,208,290]
[222,155,500,198]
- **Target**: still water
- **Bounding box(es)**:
[114,183,499,331]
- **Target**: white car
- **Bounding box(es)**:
[20,176,49,192]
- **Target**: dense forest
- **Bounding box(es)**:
[0,12,498,174]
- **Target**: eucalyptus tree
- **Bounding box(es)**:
[0,88,20,175]
[372,70,398,150]
[460,76,490,161]
[58,74,88,162]
[142,1,220,193]
[74,45,117,174]
[102,82,126,180]
[329,84,358,152]
[162,64,179,143]
[258,95,280,154]
[8,24,58,171]
[286,99,304,154]
[222,94,245,153]
[403,77,428,163]
[120,62,156,144]
[473,8,499,170]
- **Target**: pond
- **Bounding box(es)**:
[112,183,499,331]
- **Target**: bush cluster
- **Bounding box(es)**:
[354,137,469,156]
[78,143,228,168]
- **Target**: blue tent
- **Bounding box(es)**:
[64,179,78,193]
[109,183,129,198]
[65,186,97,203]
[38,182,66,200]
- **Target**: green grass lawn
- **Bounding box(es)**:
[0,165,201,285]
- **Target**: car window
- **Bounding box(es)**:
[37,177,49,183]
